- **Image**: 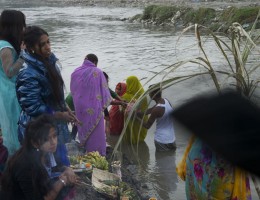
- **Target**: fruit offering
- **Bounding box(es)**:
[69,151,109,170]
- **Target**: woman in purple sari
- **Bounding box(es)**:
[70,54,111,156]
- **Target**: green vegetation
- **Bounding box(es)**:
[142,5,179,24]
[132,5,260,32]
[184,7,216,24]
[115,12,260,155]
[220,7,260,29]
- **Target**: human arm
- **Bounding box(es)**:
[136,106,164,129]
[110,99,128,106]
[136,106,156,118]
[16,71,79,123]
[0,48,24,78]
[13,163,75,200]
[44,167,78,200]
[53,111,79,124]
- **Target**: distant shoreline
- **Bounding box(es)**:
[2,0,259,9]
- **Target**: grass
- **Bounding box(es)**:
[136,5,260,32]
[184,7,216,24]
[142,5,179,24]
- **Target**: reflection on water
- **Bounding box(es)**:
[1,2,259,199]
[153,151,177,200]
[108,127,182,200]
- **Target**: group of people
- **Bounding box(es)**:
[0,10,79,199]
[0,8,253,200]
[0,8,177,200]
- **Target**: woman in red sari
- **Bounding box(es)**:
[109,82,127,135]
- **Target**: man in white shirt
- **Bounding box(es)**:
[136,86,176,151]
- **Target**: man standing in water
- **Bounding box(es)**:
[136,86,176,151]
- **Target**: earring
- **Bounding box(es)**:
[31,49,34,54]
[36,148,39,151]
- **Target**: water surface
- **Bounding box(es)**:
[1,3,259,199]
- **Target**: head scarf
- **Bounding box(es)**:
[116,82,127,97]
[122,76,145,102]
[121,76,148,144]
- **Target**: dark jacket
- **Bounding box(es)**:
[16,51,70,144]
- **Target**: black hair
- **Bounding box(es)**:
[0,9,26,54]
[85,53,98,65]
[103,71,109,82]
[23,26,65,107]
[149,84,162,99]
[1,114,56,198]
[23,114,56,150]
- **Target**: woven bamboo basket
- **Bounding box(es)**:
[92,168,120,199]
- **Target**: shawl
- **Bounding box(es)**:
[122,76,145,102]
[121,76,148,143]
[116,82,127,96]
[70,60,111,145]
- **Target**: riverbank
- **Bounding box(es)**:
[40,0,259,33]
[5,0,260,9]
[4,0,259,33]
[129,4,260,33]
[33,0,260,8]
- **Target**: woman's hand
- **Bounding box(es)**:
[60,167,79,186]
[55,111,80,125]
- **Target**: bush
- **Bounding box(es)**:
[142,5,157,20]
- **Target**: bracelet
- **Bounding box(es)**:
[59,177,66,186]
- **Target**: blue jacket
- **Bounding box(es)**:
[16,51,70,144]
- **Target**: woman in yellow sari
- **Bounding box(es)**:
[122,76,148,144]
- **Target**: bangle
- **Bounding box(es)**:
[59,177,66,186]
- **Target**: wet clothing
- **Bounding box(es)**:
[177,137,251,200]
[70,60,111,155]
[154,99,175,145]
[154,140,176,152]
[109,82,127,135]
[0,40,21,154]
[122,76,148,144]
[16,51,70,166]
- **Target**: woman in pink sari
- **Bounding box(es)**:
[70,54,111,156]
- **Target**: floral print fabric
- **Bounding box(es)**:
[184,138,251,200]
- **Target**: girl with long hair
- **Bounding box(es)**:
[1,114,78,200]
[16,26,78,166]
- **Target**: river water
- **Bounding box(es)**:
[1,1,259,199]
